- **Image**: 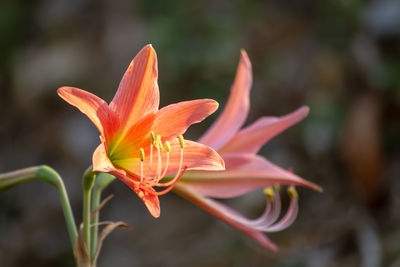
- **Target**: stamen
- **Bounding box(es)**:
[178,135,185,148]
[149,132,155,168]
[287,186,298,199]
[154,139,185,189]
[139,148,145,161]
[139,148,145,183]
[156,135,163,152]
[140,161,144,183]
[260,188,299,232]
[165,141,171,152]
[157,148,170,182]
[263,187,275,202]
[150,131,156,145]
[274,184,281,191]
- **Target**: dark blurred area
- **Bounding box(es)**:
[0,0,400,266]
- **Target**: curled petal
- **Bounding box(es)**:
[115,174,161,218]
[199,50,252,150]
[173,184,278,251]
[109,44,160,133]
[152,99,219,141]
[219,106,309,154]
[255,196,298,232]
[57,87,118,142]
[179,153,321,198]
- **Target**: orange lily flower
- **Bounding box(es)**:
[173,50,321,250]
[58,45,224,218]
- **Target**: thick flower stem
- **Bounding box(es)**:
[82,168,96,257]
[90,173,115,261]
[0,165,78,248]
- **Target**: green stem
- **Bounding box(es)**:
[90,173,115,261]
[0,165,78,248]
[82,168,96,257]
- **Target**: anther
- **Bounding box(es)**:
[287,186,298,199]
[178,135,185,149]
[165,141,171,152]
[150,131,156,145]
[139,148,145,161]
[156,135,163,152]
[274,184,280,191]
[263,187,275,202]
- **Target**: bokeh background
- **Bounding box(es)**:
[0,0,399,266]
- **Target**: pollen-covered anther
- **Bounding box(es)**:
[139,148,145,161]
[138,134,186,196]
[274,184,281,191]
[155,135,163,152]
[165,141,171,152]
[287,186,298,199]
[178,135,185,149]
[263,187,275,202]
[150,131,156,145]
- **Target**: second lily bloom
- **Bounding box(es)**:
[174,50,321,250]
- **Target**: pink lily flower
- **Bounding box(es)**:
[173,50,321,251]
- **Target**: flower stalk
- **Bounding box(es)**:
[82,168,96,256]
[0,165,78,248]
[90,173,116,260]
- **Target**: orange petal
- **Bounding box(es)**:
[120,139,225,178]
[108,112,156,161]
[152,99,219,141]
[109,44,160,134]
[198,50,252,150]
[112,172,161,218]
[58,87,118,142]
[219,106,309,154]
[164,139,225,174]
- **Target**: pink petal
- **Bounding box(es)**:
[219,106,309,154]
[179,153,321,198]
[152,99,219,141]
[173,184,278,251]
[109,44,160,134]
[198,50,252,150]
[57,87,118,142]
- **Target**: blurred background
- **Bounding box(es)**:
[0,0,399,266]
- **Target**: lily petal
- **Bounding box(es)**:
[166,139,225,173]
[179,153,321,198]
[123,139,225,178]
[173,184,278,251]
[57,87,118,141]
[152,99,219,141]
[199,50,252,150]
[109,44,160,133]
[92,143,126,177]
[114,173,161,218]
[219,106,309,154]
